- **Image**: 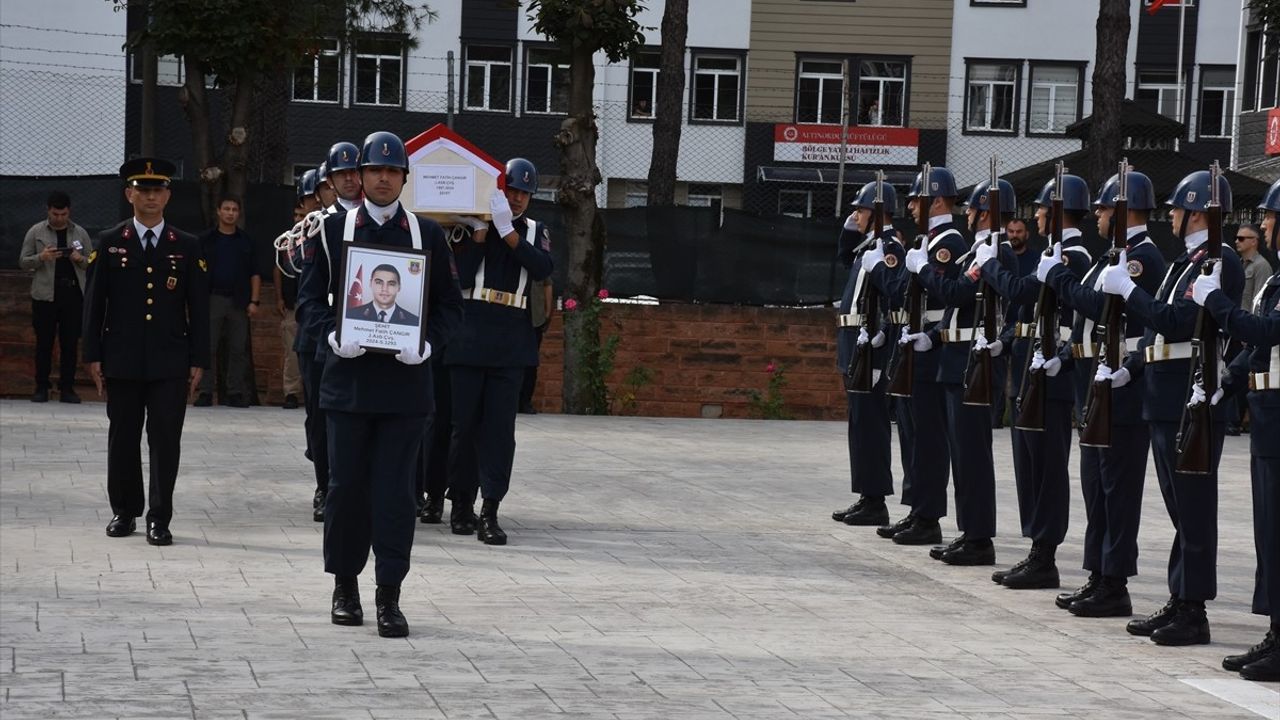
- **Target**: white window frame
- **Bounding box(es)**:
[629,51,660,120]
[1197,68,1234,138]
[292,38,341,103]
[1027,64,1080,135]
[691,53,742,123]
[796,59,845,125]
[1137,71,1181,119]
[965,61,1019,133]
[352,38,403,107]
[524,47,570,115]
[779,189,812,218]
[463,45,513,112]
[857,59,907,127]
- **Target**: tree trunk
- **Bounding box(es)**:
[645,0,688,207]
[1088,0,1131,188]
[180,56,217,224]
[223,80,255,214]
[558,45,604,414]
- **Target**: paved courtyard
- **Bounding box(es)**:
[1,399,1277,719]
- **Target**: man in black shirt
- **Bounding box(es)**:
[195,196,261,408]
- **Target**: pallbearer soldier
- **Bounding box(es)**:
[297,131,464,637]
[1099,167,1242,646]
[1192,177,1280,681]
[829,177,905,526]
[294,165,330,522]
[1042,167,1164,616]
[325,141,363,213]
[316,161,338,211]
[446,158,554,545]
[971,171,1091,588]
[83,158,210,546]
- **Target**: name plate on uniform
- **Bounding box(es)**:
[335,242,430,355]
[401,124,505,219]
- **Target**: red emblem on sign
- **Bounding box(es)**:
[1267,109,1280,156]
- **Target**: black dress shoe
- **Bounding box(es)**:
[375,585,409,637]
[1223,629,1277,672]
[145,522,172,546]
[59,389,81,404]
[478,499,508,545]
[451,504,477,535]
[1225,424,1242,437]
[832,499,865,523]
[283,394,299,409]
[227,395,250,408]
[1151,602,1210,646]
[892,518,943,546]
[1069,576,1132,617]
[876,514,913,539]
[194,393,213,407]
[992,555,1032,585]
[843,497,889,526]
[31,389,49,403]
[331,577,363,626]
[420,496,444,524]
[1056,574,1100,609]
[105,515,136,537]
[1127,596,1182,636]
[941,538,996,566]
[1239,646,1280,682]
[930,534,966,560]
[1001,544,1059,589]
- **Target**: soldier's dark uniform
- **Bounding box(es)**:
[446,158,554,545]
[1111,170,1243,646]
[1045,171,1165,616]
[83,158,210,546]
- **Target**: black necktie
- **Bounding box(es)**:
[378,310,386,323]
[144,229,156,250]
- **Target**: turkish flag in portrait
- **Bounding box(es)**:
[348,265,363,308]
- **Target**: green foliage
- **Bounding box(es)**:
[747,363,792,420]
[613,365,655,415]
[525,0,647,61]
[565,293,620,415]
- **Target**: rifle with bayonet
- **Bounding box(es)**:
[886,163,931,398]
[846,171,887,394]
[1079,159,1130,448]
[1175,161,1223,474]
[962,156,1002,406]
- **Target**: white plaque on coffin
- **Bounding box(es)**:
[400,124,505,221]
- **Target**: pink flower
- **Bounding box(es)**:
[597,288,610,299]
[765,362,777,373]
[564,298,579,311]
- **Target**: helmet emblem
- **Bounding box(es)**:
[930,182,938,192]
[1186,191,1196,203]
[522,171,530,182]
[341,151,349,161]
[979,194,988,206]
[382,143,390,157]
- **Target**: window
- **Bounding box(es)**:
[464,45,512,112]
[779,190,812,218]
[1136,69,1181,119]
[965,61,1019,133]
[691,53,741,122]
[293,38,341,103]
[1244,29,1261,110]
[1197,67,1235,138]
[130,53,184,86]
[353,37,403,106]
[857,59,906,126]
[525,47,570,115]
[629,51,660,120]
[687,183,723,217]
[1249,27,1280,110]
[1027,64,1081,135]
[796,59,845,124]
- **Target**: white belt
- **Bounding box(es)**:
[1144,340,1194,363]
[838,313,863,328]
[940,328,978,343]
[1074,336,1141,359]
[889,309,945,325]
[470,287,528,309]
[1251,372,1280,391]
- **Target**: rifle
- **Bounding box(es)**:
[887,162,930,398]
[846,171,886,394]
[1079,159,1129,448]
[962,156,1002,406]
[1175,161,1223,474]
[1013,161,1066,431]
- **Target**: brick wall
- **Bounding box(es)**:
[0,270,846,420]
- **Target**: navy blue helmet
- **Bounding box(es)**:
[907,166,957,199]
[1260,177,1280,213]
[359,131,408,171]
[961,179,1016,214]
[505,158,539,194]
[1094,170,1157,211]
[851,180,897,213]
[327,142,360,173]
[297,169,318,200]
[1166,170,1232,213]
[316,161,329,185]
[1035,174,1091,212]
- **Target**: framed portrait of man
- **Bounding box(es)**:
[335,243,430,354]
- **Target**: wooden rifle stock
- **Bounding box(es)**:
[887,164,931,398]
[1176,163,1223,474]
[1014,167,1065,432]
[846,177,886,394]
[963,162,1002,406]
[1080,162,1129,448]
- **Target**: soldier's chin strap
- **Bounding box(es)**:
[1176,209,1191,246]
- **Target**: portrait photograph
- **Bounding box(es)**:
[335,243,430,354]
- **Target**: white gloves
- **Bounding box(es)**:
[1101,249,1137,299]
[1030,350,1062,377]
[975,334,1004,358]
[1036,242,1062,283]
[861,240,886,272]
[905,247,929,275]
[973,240,997,268]
[900,328,933,352]
[394,341,432,366]
[490,190,515,238]
[1192,261,1223,307]
[857,327,886,348]
[1094,362,1131,389]
[872,369,882,387]
[327,331,366,359]
[1189,382,1225,407]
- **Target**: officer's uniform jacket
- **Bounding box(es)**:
[1216,268,1280,458]
[445,214,554,368]
[82,220,210,379]
[836,225,904,372]
[348,301,419,326]
[296,203,464,415]
[1122,235,1245,423]
[874,220,963,383]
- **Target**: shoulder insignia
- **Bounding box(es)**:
[935,248,951,264]
[167,230,177,242]
[88,250,97,264]
[121,226,132,240]
[1126,259,1143,277]
[198,259,208,272]
[884,254,898,268]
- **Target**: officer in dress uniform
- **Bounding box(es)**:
[1193,178,1280,681]
[297,131,464,637]
[829,180,906,527]
[83,158,210,546]
[446,158,554,545]
[902,172,1016,567]
[971,174,1091,588]
[1099,169,1243,646]
[1042,170,1165,617]
[873,167,960,547]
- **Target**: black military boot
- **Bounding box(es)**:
[1126,596,1183,636]
[1001,542,1059,589]
[1056,573,1100,609]
[892,517,943,546]
[331,576,363,626]
[930,534,966,560]
[876,513,913,539]
[450,501,477,535]
[375,585,409,638]
[1223,626,1277,672]
[420,496,444,524]
[843,496,889,527]
[832,497,865,523]
[477,499,507,546]
[1239,642,1280,682]
[941,537,996,566]
[1069,575,1132,617]
[992,554,1033,585]
[1151,600,1210,646]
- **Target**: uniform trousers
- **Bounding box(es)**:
[197,294,249,397]
[944,383,996,539]
[32,287,82,392]
[448,365,523,505]
[300,352,330,495]
[1149,421,1223,601]
[1248,390,1280,622]
[847,387,893,497]
[895,397,915,507]
[907,378,950,521]
[323,411,426,585]
[1079,422,1149,578]
[417,352,451,500]
[105,376,188,526]
[1010,398,1072,545]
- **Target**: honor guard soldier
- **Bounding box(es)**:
[971,173,1091,588]
[325,141,363,214]
[316,161,338,211]
[830,179,907,527]
[1192,178,1280,681]
[292,168,330,521]
[83,158,210,546]
[1042,169,1164,616]
[446,158,554,545]
[297,131,464,637]
[1099,168,1243,646]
